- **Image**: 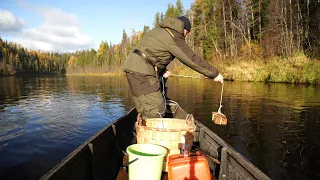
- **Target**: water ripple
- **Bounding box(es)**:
[1,76,319,180]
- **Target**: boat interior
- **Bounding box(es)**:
[40,102,270,180]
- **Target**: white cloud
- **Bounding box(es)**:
[4,7,93,52]
[21,7,93,52]
[0,9,25,32]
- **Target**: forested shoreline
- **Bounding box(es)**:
[1,0,320,84]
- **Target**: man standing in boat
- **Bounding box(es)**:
[124,16,224,119]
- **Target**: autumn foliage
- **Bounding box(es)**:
[1,0,320,84]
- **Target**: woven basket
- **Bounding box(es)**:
[135,114,196,171]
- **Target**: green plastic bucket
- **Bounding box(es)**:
[126,143,167,180]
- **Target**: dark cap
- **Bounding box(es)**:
[177,16,191,32]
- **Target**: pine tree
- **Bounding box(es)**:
[165,3,177,18]
[154,12,161,28]
[176,0,184,16]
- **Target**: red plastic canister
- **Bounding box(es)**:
[167,153,211,180]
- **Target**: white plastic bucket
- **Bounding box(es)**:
[126,143,167,180]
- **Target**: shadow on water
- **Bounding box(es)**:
[0,75,319,180]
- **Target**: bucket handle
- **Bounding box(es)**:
[186,114,194,123]
[123,158,139,167]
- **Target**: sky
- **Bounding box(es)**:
[0,0,193,52]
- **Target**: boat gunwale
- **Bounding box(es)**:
[195,122,271,180]
[39,108,136,180]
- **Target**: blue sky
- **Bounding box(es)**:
[0,0,193,52]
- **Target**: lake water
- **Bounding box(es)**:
[0,75,319,180]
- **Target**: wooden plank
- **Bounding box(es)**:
[217,145,271,180]
[200,126,228,148]
[41,126,118,180]
[65,158,92,180]
[114,108,138,151]
[198,127,223,176]
[224,147,271,180]
[218,147,228,180]
[43,146,93,180]
[200,127,225,157]
[227,156,254,180]
[197,125,270,180]
[90,127,122,179]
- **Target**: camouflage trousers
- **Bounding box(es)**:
[125,72,167,119]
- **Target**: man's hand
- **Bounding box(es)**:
[163,70,171,78]
[214,73,224,84]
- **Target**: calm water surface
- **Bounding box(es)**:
[0,75,319,180]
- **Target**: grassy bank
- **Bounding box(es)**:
[66,72,124,76]
[43,54,320,85]
[169,54,320,84]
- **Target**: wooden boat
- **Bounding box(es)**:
[40,101,270,180]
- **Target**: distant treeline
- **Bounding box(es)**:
[0,37,68,75]
[1,0,320,83]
